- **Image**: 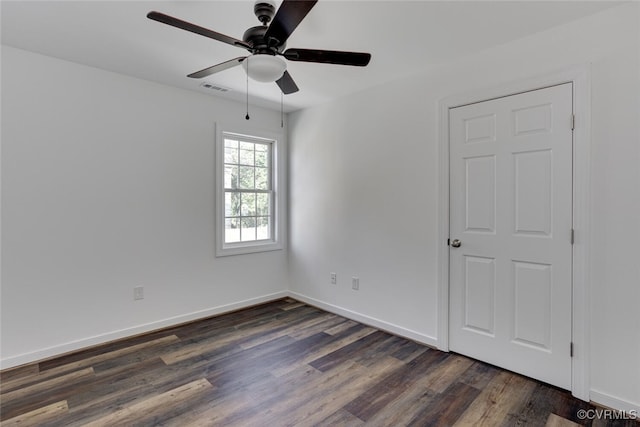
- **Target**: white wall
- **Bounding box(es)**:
[288,2,639,411]
[1,46,289,367]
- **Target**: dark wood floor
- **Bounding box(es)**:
[1,299,637,426]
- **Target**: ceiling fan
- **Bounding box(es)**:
[147,0,371,95]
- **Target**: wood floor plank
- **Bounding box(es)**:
[453,370,538,426]
[343,348,449,421]
[0,400,69,427]
[0,367,95,422]
[355,334,413,368]
[316,408,366,426]
[271,323,376,378]
[160,328,261,365]
[421,353,475,393]
[506,383,575,426]
[168,303,286,340]
[58,358,170,423]
[279,356,403,427]
[207,333,334,391]
[550,392,595,426]
[59,329,268,424]
[161,307,321,365]
[166,364,324,427]
[546,413,583,427]
[0,367,94,404]
[363,383,438,426]
[0,365,39,388]
[82,378,213,426]
[368,356,499,426]
[238,311,335,349]
[280,301,306,311]
[390,338,430,363]
[323,319,359,336]
[37,331,179,373]
[407,381,481,426]
[1,299,625,426]
[2,335,180,396]
[286,314,347,340]
[457,359,501,390]
[309,330,391,372]
[240,356,403,427]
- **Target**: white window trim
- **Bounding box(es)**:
[215,125,286,257]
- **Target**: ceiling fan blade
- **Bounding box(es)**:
[284,49,371,66]
[187,57,247,79]
[147,11,251,50]
[264,0,318,46]
[276,71,299,94]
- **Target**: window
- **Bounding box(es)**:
[216,129,283,256]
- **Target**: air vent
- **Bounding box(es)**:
[200,82,231,92]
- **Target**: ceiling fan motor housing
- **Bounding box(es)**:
[243,25,285,54]
[254,1,276,24]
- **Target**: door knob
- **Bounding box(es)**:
[451,239,462,248]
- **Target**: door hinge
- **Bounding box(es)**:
[571,114,576,130]
[570,342,574,358]
[571,229,575,245]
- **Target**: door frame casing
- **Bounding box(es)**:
[437,65,591,401]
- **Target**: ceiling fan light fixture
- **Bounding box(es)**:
[242,54,286,82]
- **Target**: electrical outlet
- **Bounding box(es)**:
[352,277,359,290]
[134,286,144,300]
[330,272,337,284]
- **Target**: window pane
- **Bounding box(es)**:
[225,192,231,216]
[224,166,238,189]
[225,192,240,217]
[225,218,240,243]
[239,166,255,189]
[257,193,270,216]
[239,143,254,165]
[257,216,270,240]
[241,193,256,216]
[224,146,238,164]
[255,167,268,190]
[255,149,268,167]
[225,139,238,149]
[241,217,256,242]
[240,141,254,151]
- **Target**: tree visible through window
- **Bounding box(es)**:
[223,136,272,244]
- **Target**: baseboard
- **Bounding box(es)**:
[2,290,438,370]
[287,291,439,348]
[590,389,640,416]
[0,290,288,370]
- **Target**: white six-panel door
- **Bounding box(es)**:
[449,83,573,389]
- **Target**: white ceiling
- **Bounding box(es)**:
[1,0,620,112]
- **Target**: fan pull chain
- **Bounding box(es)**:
[245,58,250,120]
[280,91,284,128]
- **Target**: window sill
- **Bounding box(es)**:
[216,241,283,257]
